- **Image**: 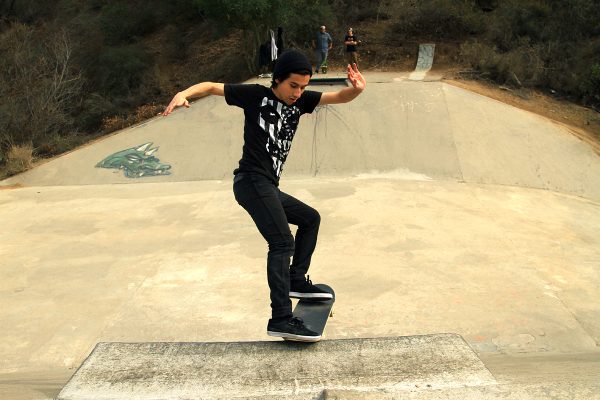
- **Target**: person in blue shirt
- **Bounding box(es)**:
[311,25,333,73]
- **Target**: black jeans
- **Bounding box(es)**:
[233,172,320,319]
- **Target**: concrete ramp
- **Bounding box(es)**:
[57,334,495,400]
[4,75,599,201]
[409,44,435,80]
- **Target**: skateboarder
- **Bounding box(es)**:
[163,49,366,341]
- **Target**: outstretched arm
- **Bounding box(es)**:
[319,63,366,105]
[162,82,225,116]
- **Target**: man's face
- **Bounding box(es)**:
[320,26,326,32]
[273,73,311,106]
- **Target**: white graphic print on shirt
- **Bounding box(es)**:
[258,96,301,178]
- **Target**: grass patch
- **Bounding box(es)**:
[5,144,33,176]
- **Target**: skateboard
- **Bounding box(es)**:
[288,284,335,341]
[321,61,328,74]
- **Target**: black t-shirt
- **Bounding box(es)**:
[224,84,322,184]
[345,34,359,52]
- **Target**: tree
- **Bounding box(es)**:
[0,23,82,157]
[194,0,333,72]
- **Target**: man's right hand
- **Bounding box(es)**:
[161,82,224,116]
[162,92,189,116]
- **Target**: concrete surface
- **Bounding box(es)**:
[57,335,495,399]
[1,72,600,399]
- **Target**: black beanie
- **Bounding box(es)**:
[272,49,312,81]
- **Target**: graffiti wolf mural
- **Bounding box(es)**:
[96,142,172,178]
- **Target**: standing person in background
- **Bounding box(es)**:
[270,29,278,66]
[276,27,284,58]
[258,40,271,75]
[311,25,332,74]
[344,27,360,68]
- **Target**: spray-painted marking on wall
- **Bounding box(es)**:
[415,43,435,71]
[96,142,172,178]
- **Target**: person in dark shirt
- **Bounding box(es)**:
[276,27,284,57]
[163,49,366,342]
[344,27,361,67]
[258,40,271,74]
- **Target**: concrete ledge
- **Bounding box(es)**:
[58,334,495,400]
[308,77,348,85]
[323,382,600,399]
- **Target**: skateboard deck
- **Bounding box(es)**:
[290,284,335,339]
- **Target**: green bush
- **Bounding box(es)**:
[484,0,551,50]
[460,38,545,86]
[78,93,118,131]
[194,0,335,72]
[100,2,167,45]
[331,0,391,23]
[460,41,502,79]
[457,0,600,104]
[581,64,600,105]
[96,45,152,96]
[390,0,484,40]
[0,0,57,23]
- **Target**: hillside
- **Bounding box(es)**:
[1,0,599,178]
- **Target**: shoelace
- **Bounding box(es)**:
[289,316,305,327]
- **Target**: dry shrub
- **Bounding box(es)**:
[101,104,163,134]
[459,41,502,77]
[6,144,33,175]
[0,23,82,157]
[502,44,545,86]
[460,40,544,87]
[101,115,126,133]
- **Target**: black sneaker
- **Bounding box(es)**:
[289,275,333,300]
[267,316,321,342]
